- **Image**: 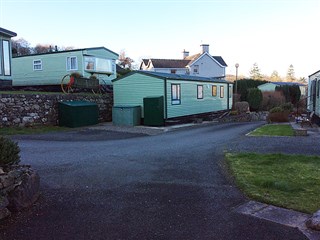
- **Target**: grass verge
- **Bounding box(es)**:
[249,124,294,136]
[0,125,70,135]
[226,152,320,213]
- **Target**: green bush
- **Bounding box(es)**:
[246,88,262,111]
[269,107,283,113]
[280,102,293,112]
[0,136,20,166]
[234,79,268,101]
[275,85,301,105]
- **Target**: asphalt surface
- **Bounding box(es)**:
[0,121,312,240]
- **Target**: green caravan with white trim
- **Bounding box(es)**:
[12,47,118,87]
[112,71,233,122]
[0,27,17,87]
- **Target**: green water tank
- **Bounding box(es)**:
[59,101,99,128]
[112,106,141,126]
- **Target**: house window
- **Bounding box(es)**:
[66,56,78,71]
[193,65,199,74]
[171,69,177,74]
[171,84,181,105]
[197,85,203,99]
[2,40,11,76]
[220,86,224,98]
[33,60,42,71]
[212,85,217,97]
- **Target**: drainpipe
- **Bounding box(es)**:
[227,83,230,110]
[164,78,168,119]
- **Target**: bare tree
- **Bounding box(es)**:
[11,38,32,56]
[118,50,134,69]
[33,44,53,54]
[270,70,282,82]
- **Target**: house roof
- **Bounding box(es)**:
[0,27,17,38]
[13,46,119,58]
[309,70,320,78]
[272,81,306,87]
[143,53,227,69]
[113,70,231,84]
[149,59,191,69]
[142,59,149,65]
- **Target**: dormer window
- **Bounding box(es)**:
[193,65,199,74]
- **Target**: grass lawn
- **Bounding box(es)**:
[226,152,320,213]
[0,125,70,135]
[249,124,294,136]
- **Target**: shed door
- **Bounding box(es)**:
[143,96,164,126]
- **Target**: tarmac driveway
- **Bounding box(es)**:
[0,122,308,240]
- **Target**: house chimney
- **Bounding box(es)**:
[182,49,189,59]
[200,44,209,54]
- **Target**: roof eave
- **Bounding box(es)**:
[0,27,17,38]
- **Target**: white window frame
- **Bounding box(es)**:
[171,84,181,105]
[66,56,78,71]
[197,85,203,99]
[220,86,224,98]
[33,59,42,71]
[2,40,11,76]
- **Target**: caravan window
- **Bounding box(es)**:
[212,85,217,97]
[171,84,181,105]
[66,56,78,71]
[2,40,11,76]
[33,60,42,71]
[197,85,203,99]
[220,86,224,98]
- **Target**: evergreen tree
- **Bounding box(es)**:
[286,64,295,82]
[270,70,282,82]
[249,63,262,80]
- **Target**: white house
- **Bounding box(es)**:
[140,44,227,79]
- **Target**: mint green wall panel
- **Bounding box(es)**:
[113,73,165,118]
[258,83,276,92]
[85,48,118,60]
[166,80,230,118]
[12,48,117,86]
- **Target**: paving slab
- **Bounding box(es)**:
[235,201,320,240]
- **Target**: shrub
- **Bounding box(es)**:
[246,88,262,111]
[260,91,286,111]
[275,85,301,105]
[235,79,268,101]
[269,107,283,113]
[280,102,293,112]
[235,101,250,114]
[0,136,20,166]
[267,112,289,122]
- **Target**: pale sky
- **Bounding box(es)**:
[1,0,319,78]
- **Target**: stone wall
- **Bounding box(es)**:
[0,165,40,220]
[0,93,113,127]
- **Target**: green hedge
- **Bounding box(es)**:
[246,88,262,111]
[0,136,20,166]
